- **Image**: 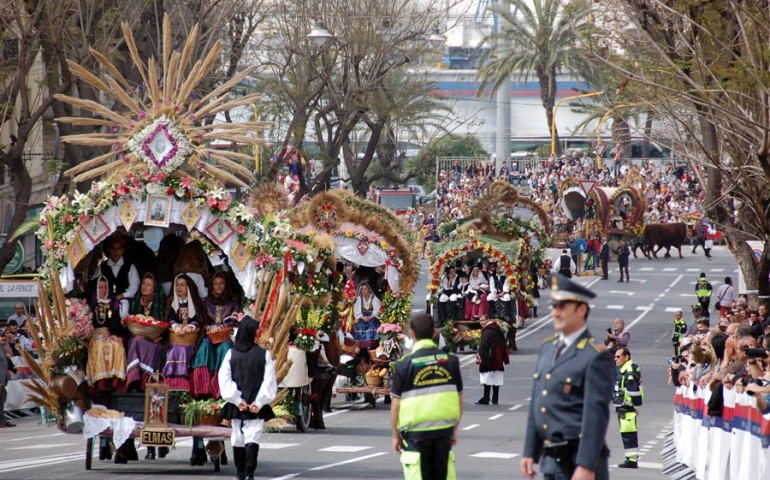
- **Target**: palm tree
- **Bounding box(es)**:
[477,0,595,155]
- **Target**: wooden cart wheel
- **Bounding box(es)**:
[295,384,312,432]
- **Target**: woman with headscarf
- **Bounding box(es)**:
[161,274,204,391]
[352,282,381,349]
[86,276,128,397]
[467,266,490,318]
[191,272,241,398]
[87,276,129,463]
[219,316,277,480]
[125,273,166,392]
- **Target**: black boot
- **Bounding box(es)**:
[99,437,111,461]
[475,385,491,405]
[114,444,128,464]
[158,447,169,458]
[233,446,246,480]
[126,439,139,461]
[145,446,156,460]
[492,386,500,405]
[190,437,207,466]
[244,443,259,480]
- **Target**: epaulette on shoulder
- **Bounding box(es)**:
[542,334,559,344]
[579,337,606,351]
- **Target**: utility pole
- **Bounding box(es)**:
[493,0,511,176]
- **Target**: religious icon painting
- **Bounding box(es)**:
[205,218,235,244]
[230,242,250,271]
[180,202,201,231]
[144,379,169,428]
[119,201,137,231]
[66,235,86,267]
[145,196,172,228]
[83,215,111,244]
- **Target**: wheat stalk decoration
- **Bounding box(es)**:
[54,14,268,187]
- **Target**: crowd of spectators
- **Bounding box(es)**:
[668,297,770,417]
[431,154,708,239]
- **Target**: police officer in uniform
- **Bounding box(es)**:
[612,347,643,469]
[391,313,463,479]
[520,274,614,480]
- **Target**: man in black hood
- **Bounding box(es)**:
[218,316,277,480]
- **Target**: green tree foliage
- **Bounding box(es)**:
[410,134,488,190]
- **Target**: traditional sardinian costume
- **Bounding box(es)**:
[352,285,381,349]
[191,272,240,398]
[162,274,202,391]
[124,273,166,390]
[86,276,127,394]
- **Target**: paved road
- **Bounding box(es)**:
[0,245,733,479]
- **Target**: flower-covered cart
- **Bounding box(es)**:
[288,190,419,407]
[428,181,548,351]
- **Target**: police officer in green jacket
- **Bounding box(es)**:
[391,313,463,480]
[612,347,643,469]
[695,273,713,318]
[521,274,614,480]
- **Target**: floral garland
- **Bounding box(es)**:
[428,239,521,293]
[335,222,401,266]
[261,218,335,275]
[66,298,94,339]
[37,169,265,273]
[295,305,330,332]
[379,290,412,327]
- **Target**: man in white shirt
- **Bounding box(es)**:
[91,235,139,318]
[7,304,27,329]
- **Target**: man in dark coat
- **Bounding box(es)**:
[615,240,631,283]
[218,316,277,480]
[599,237,610,280]
[520,274,614,480]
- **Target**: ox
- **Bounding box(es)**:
[632,223,688,259]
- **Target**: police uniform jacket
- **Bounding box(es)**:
[523,328,614,472]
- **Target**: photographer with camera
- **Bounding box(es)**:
[604,318,630,355]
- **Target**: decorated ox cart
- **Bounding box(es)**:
[19,15,343,472]
[427,181,549,351]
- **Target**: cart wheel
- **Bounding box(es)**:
[295,384,312,432]
[85,437,93,470]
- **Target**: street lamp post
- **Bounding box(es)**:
[550,90,604,157]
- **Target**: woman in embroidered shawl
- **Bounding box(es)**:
[352,282,381,349]
[86,276,128,399]
[191,272,241,397]
[161,274,204,391]
[124,273,166,391]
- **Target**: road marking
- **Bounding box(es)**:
[319,446,372,453]
[411,308,423,313]
[638,461,664,469]
[663,267,677,272]
[669,274,684,288]
[710,268,724,272]
[635,306,650,311]
[308,452,388,471]
[686,268,700,272]
[665,307,682,312]
[462,424,480,431]
[508,404,523,412]
[639,267,653,271]
[0,453,83,472]
[0,432,65,443]
[628,278,647,283]
[6,443,77,450]
[271,475,300,480]
[607,305,624,310]
[488,414,504,420]
[261,443,300,449]
[679,294,692,297]
[470,452,519,459]
[625,302,653,330]
[608,291,634,296]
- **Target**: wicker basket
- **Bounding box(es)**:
[195,413,221,426]
[207,327,234,345]
[169,329,198,346]
[126,322,167,341]
[365,374,383,387]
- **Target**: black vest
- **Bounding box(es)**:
[222,345,268,421]
[559,255,572,273]
[100,261,132,296]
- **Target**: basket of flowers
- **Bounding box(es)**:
[180,396,225,427]
[169,326,198,346]
[206,326,234,345]
[123,315,169,341]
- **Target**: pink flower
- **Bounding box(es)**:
[116,184,130,196]
[181,177,193,189]
[207,196,218,207]
[78,213,89,224]
[217,201,228,211]
[236,225,245,234]
[44,240,54,249]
